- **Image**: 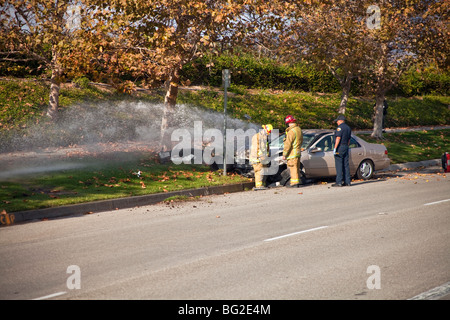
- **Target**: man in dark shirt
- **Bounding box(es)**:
[382,100,388,132]
[333,114,352,187]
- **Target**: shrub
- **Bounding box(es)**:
[73,76,92,89]
[395,66,450,96]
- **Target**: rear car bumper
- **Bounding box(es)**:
[375,158,391,171]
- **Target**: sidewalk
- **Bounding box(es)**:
[380,159,442,172]
[354,125,450,135]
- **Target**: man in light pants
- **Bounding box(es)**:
[282,115,303,188]
[250,124,273,190]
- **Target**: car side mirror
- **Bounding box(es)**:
[309,147,322,153]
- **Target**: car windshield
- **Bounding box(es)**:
[270,133,316,150]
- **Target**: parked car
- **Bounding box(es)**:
[233,129,390,186]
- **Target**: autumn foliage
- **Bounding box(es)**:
[1,0,448,140]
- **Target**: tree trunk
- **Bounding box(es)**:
[327,66,353,115]
[160,66,181,152]
[46,49,62,120]
[338,73,352,114]
[371,53,389,140]
[371,90,386,140]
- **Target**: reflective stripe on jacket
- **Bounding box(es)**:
[283,124,303,160]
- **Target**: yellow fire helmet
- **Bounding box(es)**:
[262,124,273,134]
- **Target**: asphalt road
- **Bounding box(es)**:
[0,166,449,301]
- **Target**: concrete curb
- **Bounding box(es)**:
[6,181,255,225]
[380,159,441,172]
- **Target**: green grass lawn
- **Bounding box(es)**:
[358,129,450,164]
[0,156,250,213]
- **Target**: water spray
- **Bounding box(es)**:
[0,99,259,180]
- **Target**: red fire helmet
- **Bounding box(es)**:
[285,115,296,124]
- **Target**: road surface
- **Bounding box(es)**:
[0,165,449,302]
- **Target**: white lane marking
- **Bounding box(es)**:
[424,199,450,206]
[32,291,67,300]
[408,282,450,300]
[264,226,328,242]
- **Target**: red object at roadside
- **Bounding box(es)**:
[442,152,450,173]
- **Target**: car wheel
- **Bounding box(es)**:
[298,163,308,184]
[356,159,374,180]
[280,168,291,186]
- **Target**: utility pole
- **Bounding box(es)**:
[222,69,230,176]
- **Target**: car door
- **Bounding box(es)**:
[348,136,364,174]
[303,134,336,177]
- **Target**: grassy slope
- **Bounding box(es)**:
[179,86,450,130]
[1,79,449,131]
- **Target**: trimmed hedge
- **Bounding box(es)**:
[181,53,341,93]
[181,53,449,97]
[2,50,448,96]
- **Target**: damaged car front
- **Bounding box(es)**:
[233,129,323,184]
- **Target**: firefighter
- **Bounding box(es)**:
[250,124,273,190]
[282,115,303,188]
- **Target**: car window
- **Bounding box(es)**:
[349,137,361,148]
[270,133,315,149]
[307,135,360,151]
[315,135,334,152]
[301,134,316,149]
[269,134,285,149]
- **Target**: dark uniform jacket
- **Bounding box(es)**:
[335,122,351,151]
